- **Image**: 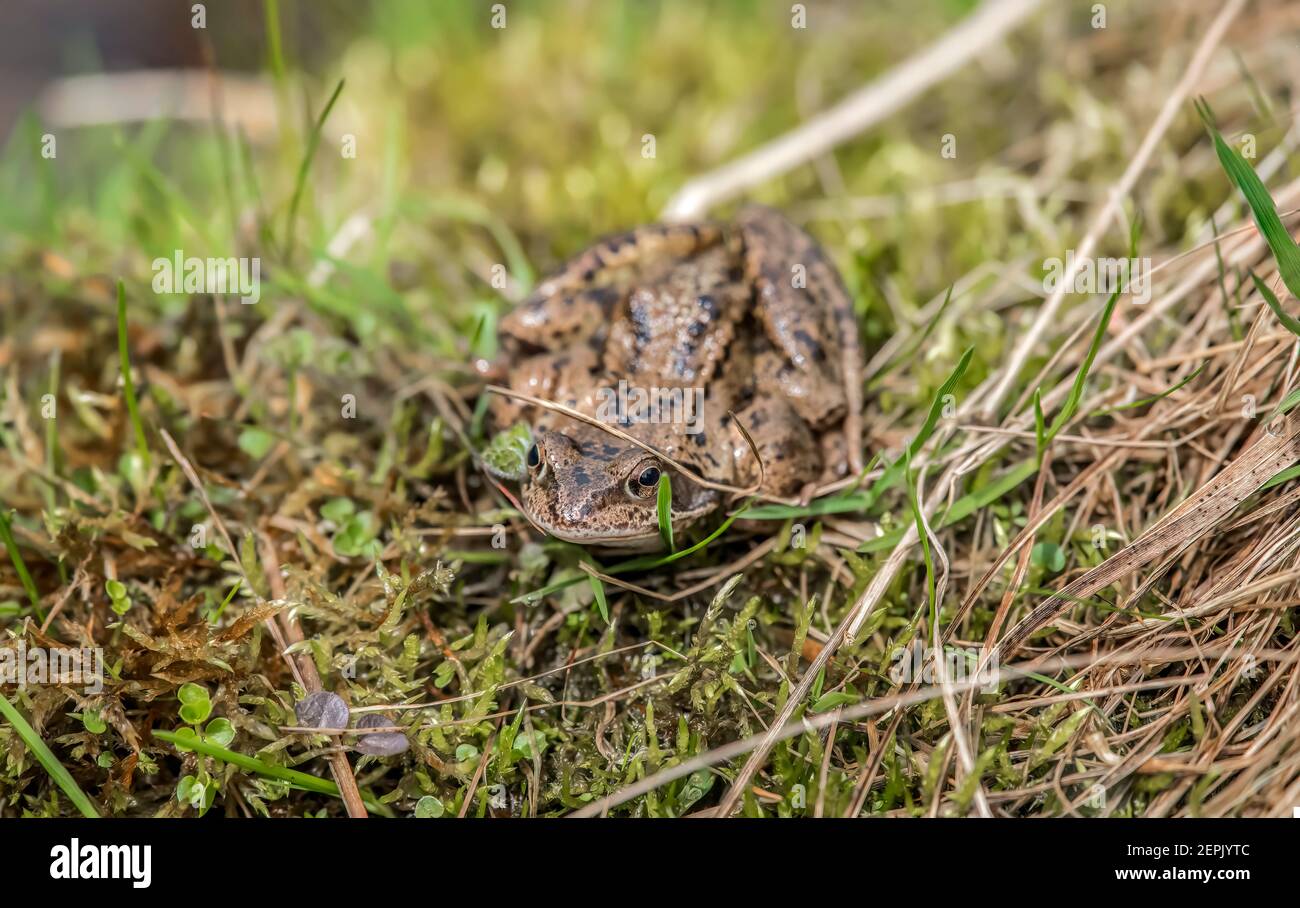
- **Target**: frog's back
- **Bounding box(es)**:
[495,208,862,509]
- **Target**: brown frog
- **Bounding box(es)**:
[489,206,862,548]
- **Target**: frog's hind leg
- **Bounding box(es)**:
[490,347,600,430]
[730,394,821,500]
[736,205,863,474]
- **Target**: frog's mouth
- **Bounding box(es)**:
[523,507,706,550]
[524,513,666,549]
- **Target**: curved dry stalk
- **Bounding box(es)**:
[917,467,993,817]
[486,384,763,497]
[660,0,1047,220]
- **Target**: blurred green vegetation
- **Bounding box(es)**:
[0,0,1287,818]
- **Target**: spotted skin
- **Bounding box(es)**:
[495,207,862,547]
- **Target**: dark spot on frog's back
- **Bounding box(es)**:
[576,441,621,461]
[589,285,620,308]
[794,329,825,362]
[572,466,591,487]
[692,431,708,446]
[630,300,652,348]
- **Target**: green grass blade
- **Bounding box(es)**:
[1032,388,1046,465]
[859,459,1038,553]
[284,78,346,262]
[868,284,954,390]
[116,280,150,467]
[0,694,99,817]
[1262,463,1300,492]
[586,572,610,625]
[0,509,41,618]
[152,728,389,814]
[1046,285,1119,439]
[1250,268,1300,337]
[1092,364,1204,416]
[262,0,287,87]
[512,498,754,604]
[737,492,871,521]
[861,346,973,511]
[1197,97,1300,299]
[737,451,884,520]
[903,453,936,625]
[656,474,675,552]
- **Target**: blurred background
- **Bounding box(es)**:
[4,0,1241,366]
[3,0,1300,819]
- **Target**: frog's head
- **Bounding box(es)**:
[519,427,715,549]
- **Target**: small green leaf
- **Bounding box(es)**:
[178,682,208,705]
[82,709,107,735]
[238,427,275,459]
[587,571,610,626]
[171,726,200,753]
[204,717,235,748]
[178,682,212,725]
[319,496,356,523]
[481,422,533,481]
[1031,541,1066,573]
[677,768,715,812]
[179,701,212,725]
[414,795,444,818]
[810,691,858,713]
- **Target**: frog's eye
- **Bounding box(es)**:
[626,462,662,500]
[526,442,547,481]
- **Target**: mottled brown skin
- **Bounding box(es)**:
[494,206,860,547]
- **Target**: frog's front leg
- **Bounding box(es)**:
[737,206,863,473]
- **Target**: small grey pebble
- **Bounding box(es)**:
[355,713,409,756]
[295,691,349,730]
